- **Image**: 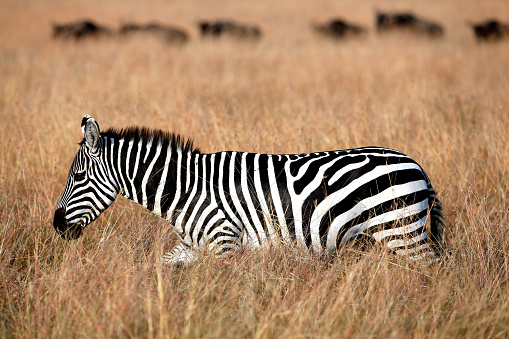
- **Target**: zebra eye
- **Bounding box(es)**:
[74,171,86,181]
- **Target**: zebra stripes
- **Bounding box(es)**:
[54,115,445,264]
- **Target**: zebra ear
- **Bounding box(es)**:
[81,115,101,150]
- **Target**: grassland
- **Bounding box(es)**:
[1,0,509,337]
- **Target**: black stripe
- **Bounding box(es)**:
[179,154,202,229]
[160,142,181,217]
[272,155,295,241]
[187,155,208,239]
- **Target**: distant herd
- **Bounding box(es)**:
[52,19,262,44]
[52,11,509,44]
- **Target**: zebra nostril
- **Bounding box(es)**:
[53,208,82,240]
[54,208,69,239]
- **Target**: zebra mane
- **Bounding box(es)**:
[80,126,200,154]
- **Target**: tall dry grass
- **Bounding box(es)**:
[1,0,509,337]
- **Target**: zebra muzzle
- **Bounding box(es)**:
[53,208,83,240]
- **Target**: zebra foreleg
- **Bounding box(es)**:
[163,219,242,266]
[162,243,198,267]
[204,219,243,259]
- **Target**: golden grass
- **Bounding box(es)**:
[1,0,509,337]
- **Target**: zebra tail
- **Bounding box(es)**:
[427,184,445,256]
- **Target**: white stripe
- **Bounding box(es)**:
[208,154,217,203]
[387,232,427,249]
[372,215,427,242]
[131,139,143,203]
[267,156,289,240]
[167,147,182,220]
[153,145,172,216]
[143,137,153,162]
[241,153,267,244]
[228,152,260,246]
[90,172,117,199]
[292,153,331,181]
[108,138,121,188]
[327,156,370,186]
[185,152,191,192]
[125,139,138,203]
[126,139,134,176]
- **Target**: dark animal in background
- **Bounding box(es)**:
[120,22,189,44]
[53,19,113,40]
[313,19,367,39]
[470,19,509,42]
[198,20,261,40]
[376,11,444,38]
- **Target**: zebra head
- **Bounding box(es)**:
[53,115,120,240]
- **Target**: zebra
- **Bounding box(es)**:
[54,115,445,265]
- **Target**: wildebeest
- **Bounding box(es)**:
[120,22,189,44]
[376,11,444,38]
[52,19,114,40]
[197,20,262,40]
[313,18,367,39]
[470,19,509,42]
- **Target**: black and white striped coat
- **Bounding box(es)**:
[54,115,444,265]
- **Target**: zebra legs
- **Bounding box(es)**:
[337,203,440,263]
[163,218,243,266]
[204,218,243,257]
[163,243,198,266]
[372,213,440,263]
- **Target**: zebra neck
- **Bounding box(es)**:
[109,134,198,220]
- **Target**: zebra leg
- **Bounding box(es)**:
[339,207,440,263]
[162,219,242,266]
[162,243,198,266]
[204,218,243,259]
[373,214,440,263]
